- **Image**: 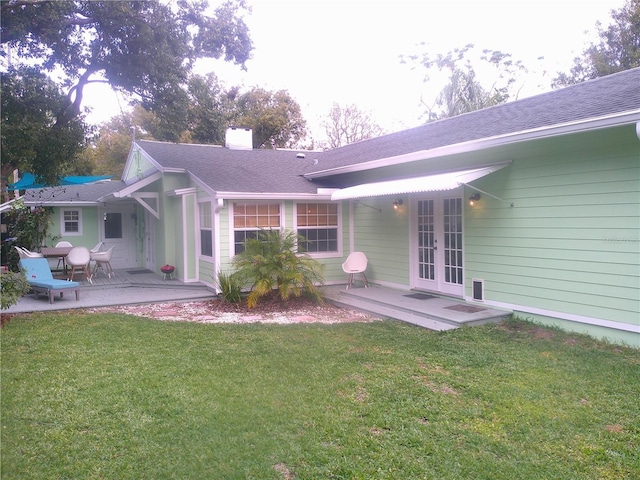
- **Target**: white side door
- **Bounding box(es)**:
[98,203,137,269]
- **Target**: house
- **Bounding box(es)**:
[22,68,640,346]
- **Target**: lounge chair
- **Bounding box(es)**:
[19,257,81,304]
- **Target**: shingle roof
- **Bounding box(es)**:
[136,141,334,194]
[23,180,127,203]
[134,68,640,194]
[306,67,640,174]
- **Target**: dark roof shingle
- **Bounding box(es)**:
[307,67,640,173]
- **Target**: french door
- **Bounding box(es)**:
[411,193,464,296]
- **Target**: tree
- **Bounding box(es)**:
[234,88,307,149]
[553,0,640,86]
[125,81,307,149]
[402,44,527,121]
[1,66,89,187]
[85,111,138,177]
[1,0,253,170]
[321,103,385,149]
[232,229,324,308]
[186,73,238,145]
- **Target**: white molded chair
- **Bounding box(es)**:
[89,242,103,254]
[55,241,73,270]
[66,246,92,284]
[14,246,44,259]
[91,245,115,278]
[342,251,369,289]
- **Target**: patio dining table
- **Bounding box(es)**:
[40,246,74,273]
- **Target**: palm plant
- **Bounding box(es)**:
[232,229,324,308]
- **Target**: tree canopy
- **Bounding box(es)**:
[234,88,307,149]
[553,0,640,86]
[321,103,385,149]
[402,44,527,121]
[1,0,253,179]
[1,67,89,187]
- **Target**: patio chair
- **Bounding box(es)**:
[89,242,103,254]
[342,251,369,289]
[66,246,93,284]
[54,241,73,270]
[14,246,44,259]
[91,245,115,278]
[19,257,81,304]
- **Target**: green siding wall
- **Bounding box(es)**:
[464,127,639,327]
[48,207,100,249]
[351,198,411,286]
[214,199,350,285]
[123,148,155,182]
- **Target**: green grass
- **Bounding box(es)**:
[2,313,639,480]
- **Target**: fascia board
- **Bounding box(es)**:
[113,172,162,198]
[166,188,197,196]
[214,192,334,201]
[305,110,640,179]
[23,201,97,207]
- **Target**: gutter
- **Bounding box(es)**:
[304,110,640,179]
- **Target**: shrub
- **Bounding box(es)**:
[1,271,30,310]
[3,199,57,270]
[232,229,324,308]
[215,270,243,304]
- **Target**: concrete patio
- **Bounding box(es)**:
[4,266,512,331]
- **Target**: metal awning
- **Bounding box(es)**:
[330,163,510,201]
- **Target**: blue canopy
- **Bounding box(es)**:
[7,172,112,190]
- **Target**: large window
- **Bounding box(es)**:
[296,203,339,254]
[199,202,213,257]
[232,203,281,254]
[61,209,82,235]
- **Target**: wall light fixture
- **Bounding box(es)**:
[468,193,481,206]
[393,199,403,210]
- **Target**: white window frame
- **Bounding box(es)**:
[294,202,342,258]
[60,209,82,236]
[229,202,284,257]
[198,201,213,258]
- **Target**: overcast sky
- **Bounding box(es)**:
[84,0,627,141]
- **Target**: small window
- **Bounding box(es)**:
[62,209,82,235]
[104,213,122,239]
[296,203,340,254]
[199,202,213,257]
[232,203,281,254]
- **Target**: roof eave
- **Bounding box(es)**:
[304,110,640,179]
[213,191,336,201]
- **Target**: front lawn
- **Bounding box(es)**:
[1,313,638,479]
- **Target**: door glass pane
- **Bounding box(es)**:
[443,198,462,285]
[417,200,435,280]
[104,213,122,239]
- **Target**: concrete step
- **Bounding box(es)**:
[324,285,511,331]
[328,293,459,331]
